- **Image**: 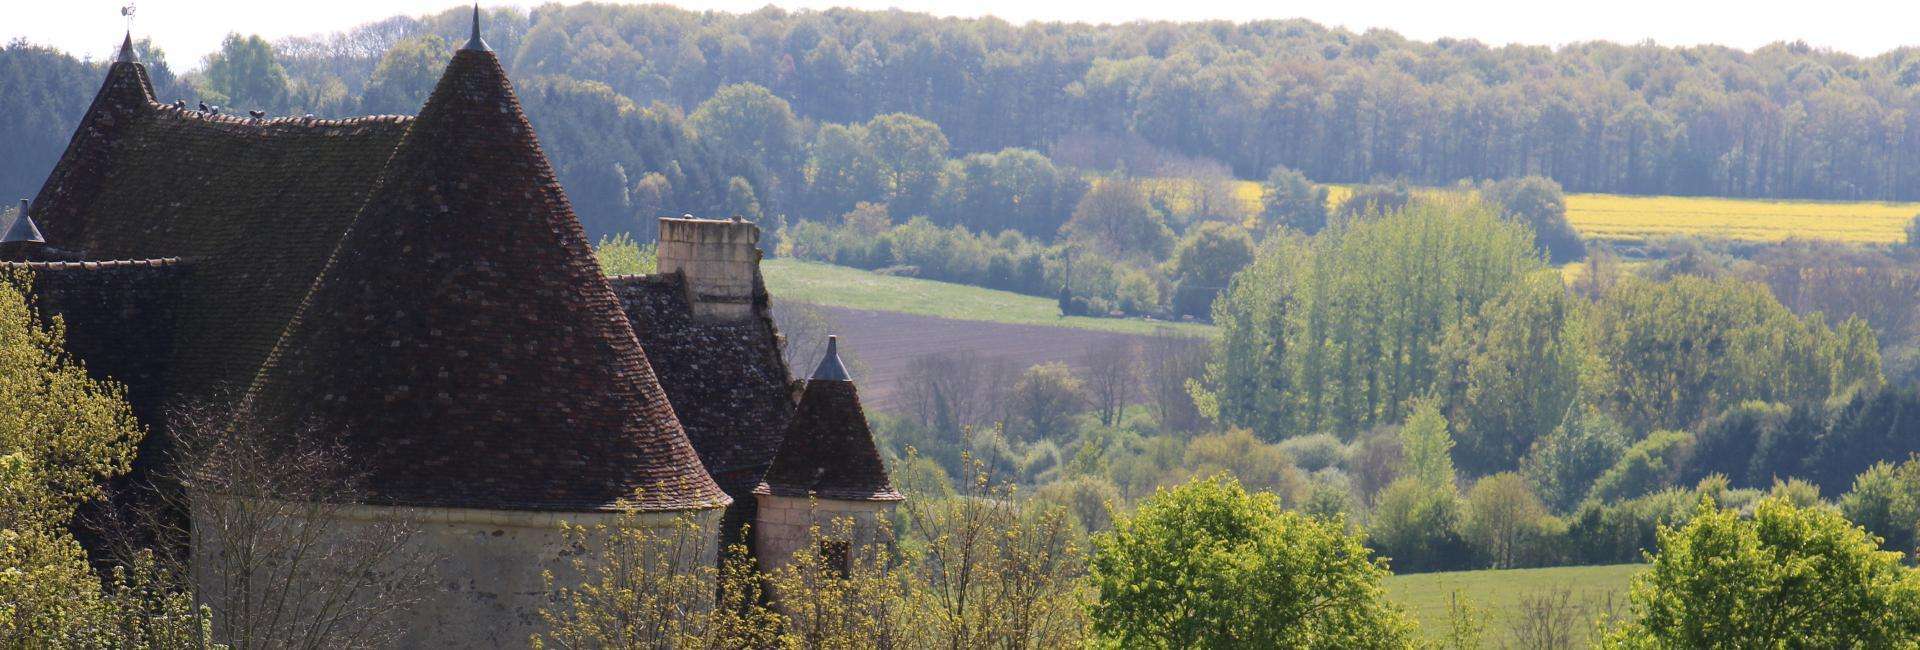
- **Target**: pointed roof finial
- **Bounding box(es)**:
[461,4,491,52]
[812,335,852,381]
[4,199,45,245]
[116,31,138,64]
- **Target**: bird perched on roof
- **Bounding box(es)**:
[173,99,186,110]
[209,105,221,115]
[249,110,265,119]
[197,101,209,112]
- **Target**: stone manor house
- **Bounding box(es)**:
[0,14,899,646]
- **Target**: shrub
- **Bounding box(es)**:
[1090,475,1413,647]
[1276,433,1348,473]
[1368,477,1472,572]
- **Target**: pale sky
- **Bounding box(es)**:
[6,0,1917,69]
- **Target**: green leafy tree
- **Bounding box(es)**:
[1521,410,1630,512]
[1480,176,1586,263]
[1605,498,1920,647]
[1169,222,1254,318]
[1333,181,1412,221]
[690,83,803,171]
[1367,477,1470,573]
[1587,429,1696,505]
[804,123,886,218]
[1089,475,1413,648]
[1462,472,1554,568]
[931,148,1084,237]
[1586,275,1873,432]
[725,176,763,222]
[360,35,451,116]
[1006,362,1088,441]
[1840,460,1920,557]
[595,233,656,277]
[0,274,211,644]
[865,113,949,217]
[1260,165,1330,234]
[1204,197,1542,438]
[200,33,289,111]
[1063,180,1174,264]
[1399,400,1456,490]
[1434,271,1584,474]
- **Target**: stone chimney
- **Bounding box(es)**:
[657,216,761,321]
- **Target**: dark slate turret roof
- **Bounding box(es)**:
[116,32,137,64]
[612,271,796,496]
[462,4,491,53]
[238,47,726,512]
[3,201,42,244]
[757,337,902,502]
[26,54,413,400]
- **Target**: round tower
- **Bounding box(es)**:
[754,335,903,579]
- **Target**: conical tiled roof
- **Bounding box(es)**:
[757,337,901,501]
[241,47,727,513]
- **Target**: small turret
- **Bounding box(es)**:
[3,199,45,262]
[755,335,901,584]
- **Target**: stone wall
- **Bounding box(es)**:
[190,495,721,648]
[656,217,759,322]
[753,494,896,578]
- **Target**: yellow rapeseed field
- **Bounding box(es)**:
[1562,193,1920,244]
[1187,176,1917,244]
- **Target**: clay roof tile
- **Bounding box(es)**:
[238,47,726,513]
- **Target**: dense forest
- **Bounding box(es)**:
[12,3,1920,229]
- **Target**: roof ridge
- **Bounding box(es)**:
[0,257,184,271]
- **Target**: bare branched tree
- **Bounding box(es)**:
[772,301,834,373]
[1506,586,1584,650]
[897,454,1089,648]
[902,352,983,435]
[141,404,438,649]
[1080,338,1139,428]
[1140,329,1208,434]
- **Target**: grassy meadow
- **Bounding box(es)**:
[1386,563,1642,647]
[1137,176,1920,244]
[761,259,1214,337]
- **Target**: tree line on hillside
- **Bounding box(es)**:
[13,4,1920,238]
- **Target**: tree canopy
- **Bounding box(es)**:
[1089,475,1412,648]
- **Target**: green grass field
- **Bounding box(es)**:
[1386,564,1642,647]
[761,259,1214,337]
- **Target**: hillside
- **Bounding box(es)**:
[761,259,1214,338]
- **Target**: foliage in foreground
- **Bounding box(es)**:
[0,273,215,646]
[1604,497,1920,648]
[1088,475,1412,648]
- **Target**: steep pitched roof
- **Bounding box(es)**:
[26,56,412,400]
[612,271,796,497]
[757,337,902,502]
[240,48,726,513]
